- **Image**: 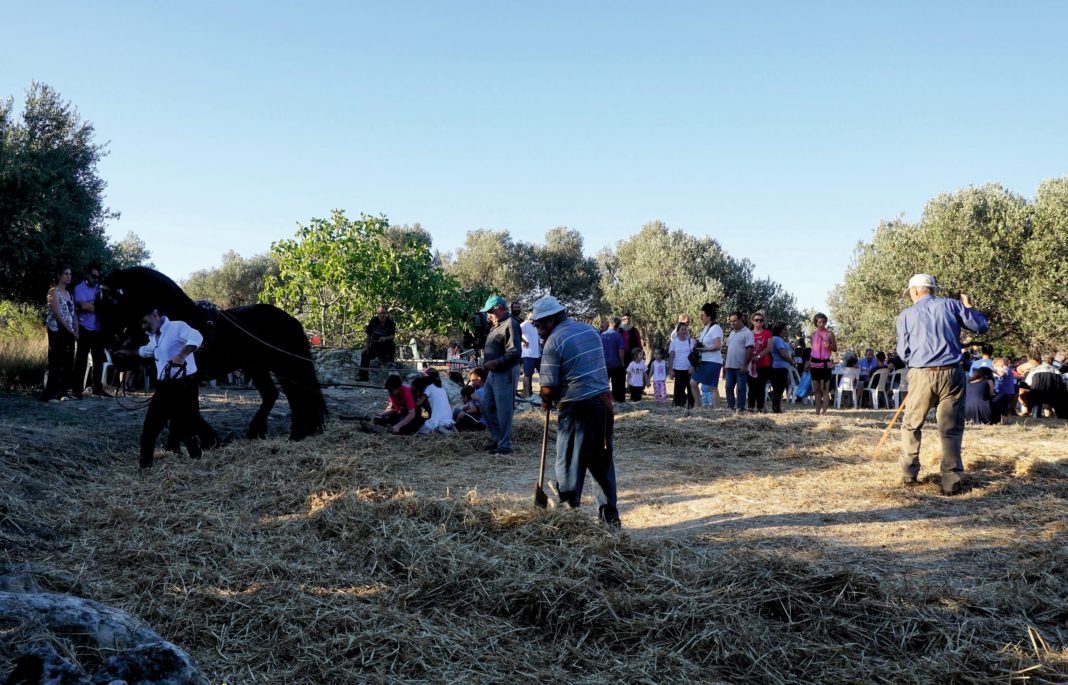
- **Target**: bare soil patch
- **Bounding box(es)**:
[2,387,1066,683]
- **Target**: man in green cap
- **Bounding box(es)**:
[480,294,523,454]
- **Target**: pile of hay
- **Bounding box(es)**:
[2,391,1067,682]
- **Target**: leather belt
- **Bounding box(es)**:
[920,364,957,372]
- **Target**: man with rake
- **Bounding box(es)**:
[896,274,988,496]
[532,295,620,527]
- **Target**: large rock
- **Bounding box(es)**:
[0,588,207,685]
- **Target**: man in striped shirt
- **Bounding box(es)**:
[533,295,620,527]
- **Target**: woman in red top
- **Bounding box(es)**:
[746,313,773,412]
[806,312,837,415]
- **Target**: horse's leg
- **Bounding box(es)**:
[247,369,279,439]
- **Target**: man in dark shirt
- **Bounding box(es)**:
[896,274,989,495]
[602,317,626,403]
[481,294,523,454]
[358,306,397,382]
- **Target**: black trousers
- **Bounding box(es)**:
[73,326,106,394]
[748,366,770,410]
[769,367,789,412]
[673,369,694,408]
[608,367,626,403]
[43,329,75,401]
[358,341,396,381]
[140,375,203,467]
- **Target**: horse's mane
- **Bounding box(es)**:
[104,267,201,324]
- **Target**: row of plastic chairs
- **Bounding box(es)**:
[834,367,909,409]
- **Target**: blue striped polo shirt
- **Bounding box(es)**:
[539,318,610,403]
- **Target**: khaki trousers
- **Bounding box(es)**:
[900,367,966,488]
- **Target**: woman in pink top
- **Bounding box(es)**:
[806,312,837,415]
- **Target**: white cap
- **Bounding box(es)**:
[905,274,937,294]
[531,295,566,320]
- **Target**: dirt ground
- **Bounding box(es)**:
[2,383,1066,681]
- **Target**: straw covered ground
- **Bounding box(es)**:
[2,386,1067,683]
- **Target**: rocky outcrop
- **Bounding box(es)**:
[0,567,206,685]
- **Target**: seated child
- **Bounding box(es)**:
[453,367,488,431]
[374,373,424,435]
[419,368,456,433]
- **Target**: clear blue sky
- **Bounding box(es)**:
[5,2,1067,311]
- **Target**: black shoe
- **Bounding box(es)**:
[483,441,499,452]
[93,389,113,398]
[495,447,513,455]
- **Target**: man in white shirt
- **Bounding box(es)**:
[137,306,207,469]
[723,311,755,412]
[520,310,541,398]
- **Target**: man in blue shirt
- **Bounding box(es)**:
[896,274,989,495]
[534,295,619,527]
[601,317,626,403]
[73,264,111,397]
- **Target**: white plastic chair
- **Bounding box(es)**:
[835,373,860,409]
[84,348,118,391]
[866,367,891,409]
[889,369,908,408]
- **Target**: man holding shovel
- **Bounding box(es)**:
[532,295,620,527]
[896,274,988,495]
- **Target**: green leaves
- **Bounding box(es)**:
[830,180,1063,354]
[0,82,116,302]
[261,211,472,347]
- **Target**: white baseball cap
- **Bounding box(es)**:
[905,274,937,294]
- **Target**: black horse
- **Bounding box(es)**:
[96,267,326,441]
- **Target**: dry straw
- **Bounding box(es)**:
[1,390,1066,683]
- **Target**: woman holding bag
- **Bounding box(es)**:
[690,302,723,411]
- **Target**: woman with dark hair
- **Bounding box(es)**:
[42,265,79,403]
[965,366,998,424]
[668,321,696,409]
[768,323,794,413]
[807,312,837,415]
[747,311,773,412]
[690,302,723,410]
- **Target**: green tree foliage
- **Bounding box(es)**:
[527,227,601,318]
[0,82,116,303]
[1022,177,1068,347]
[442,229,532,302]
[183,251,278,309]
[109,231,154,270]
[599,221,803,350]
[831,182,1037,353]
[443,227,603,317]
[262,211,471,347]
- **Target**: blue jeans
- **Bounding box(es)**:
[483,364,520,450]
[724,367,748,410]
[555,397,618,523]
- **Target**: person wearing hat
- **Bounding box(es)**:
[897,274,989,495]
[480,294,524,454]
[532,295,620,527]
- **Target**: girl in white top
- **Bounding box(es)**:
[650,349,668,404]
[420,369,457,433]
[625,349,649,402]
